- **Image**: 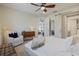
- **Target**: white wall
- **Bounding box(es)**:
[44,15,55,36]
[44,17,50,36]
[0,5,79,43]
[0,24,2,45]
[0,7,2,45]
[54,15,63,38]
[0,8,2,44]
[1,6,38,32]
[43,6,79,38]
[42,14,63,38]
[0,6,38,43]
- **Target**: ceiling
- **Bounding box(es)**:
[0,3,79,16]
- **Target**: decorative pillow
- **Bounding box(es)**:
[72,35,79,45]
[9,33,14,38]
[31,35,45,49]
[9,32,18,38]
[13,32,18,38]
[71,43,79,55]
[65,36,73,45]
[64,37,73,48]
[59,37,73,51]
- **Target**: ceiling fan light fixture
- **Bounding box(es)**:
[44,8,47,12]
[43,11,46,14]
[43,8,47,13]
[41,6,45,10]
[31,3,56,13]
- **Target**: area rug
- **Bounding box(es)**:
[0,43,17,56]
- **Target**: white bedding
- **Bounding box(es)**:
[24,36,72,56]
[70,43,79,56]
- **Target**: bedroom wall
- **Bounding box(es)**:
[44,15,55,36]
[44,6,79,38]
[0,6,39,43]
[0,7,2,45]
[0,5,79,43]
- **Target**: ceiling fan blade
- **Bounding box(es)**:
[35,8,41,12]
[45,5,55,8]
[31,3,40,7]
[41,3,46,6]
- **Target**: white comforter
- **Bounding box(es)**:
[70,43,79,56]
[24,36,72,56]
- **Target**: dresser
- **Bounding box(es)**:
[22,31,35,41]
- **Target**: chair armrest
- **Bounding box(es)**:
[19,35,23,39]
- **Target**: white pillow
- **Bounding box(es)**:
[72,35,79,45]
[71,43,79,56]
[65,36,73,45]
[60,37,73,51]
[64,39,72,47]
[31,35,45,49]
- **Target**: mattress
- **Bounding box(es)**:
[24,36,72,56]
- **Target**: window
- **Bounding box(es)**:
[38,20,44,36]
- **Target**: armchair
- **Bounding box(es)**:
[5,31,23,47]
[8,36,23,47]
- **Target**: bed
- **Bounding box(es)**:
[24,36,73,56]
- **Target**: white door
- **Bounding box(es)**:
[68,18,77,36]
[67,15,79,36]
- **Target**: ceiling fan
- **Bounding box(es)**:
[31,3,56,13]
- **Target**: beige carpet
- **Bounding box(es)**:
[15,42,30,56]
